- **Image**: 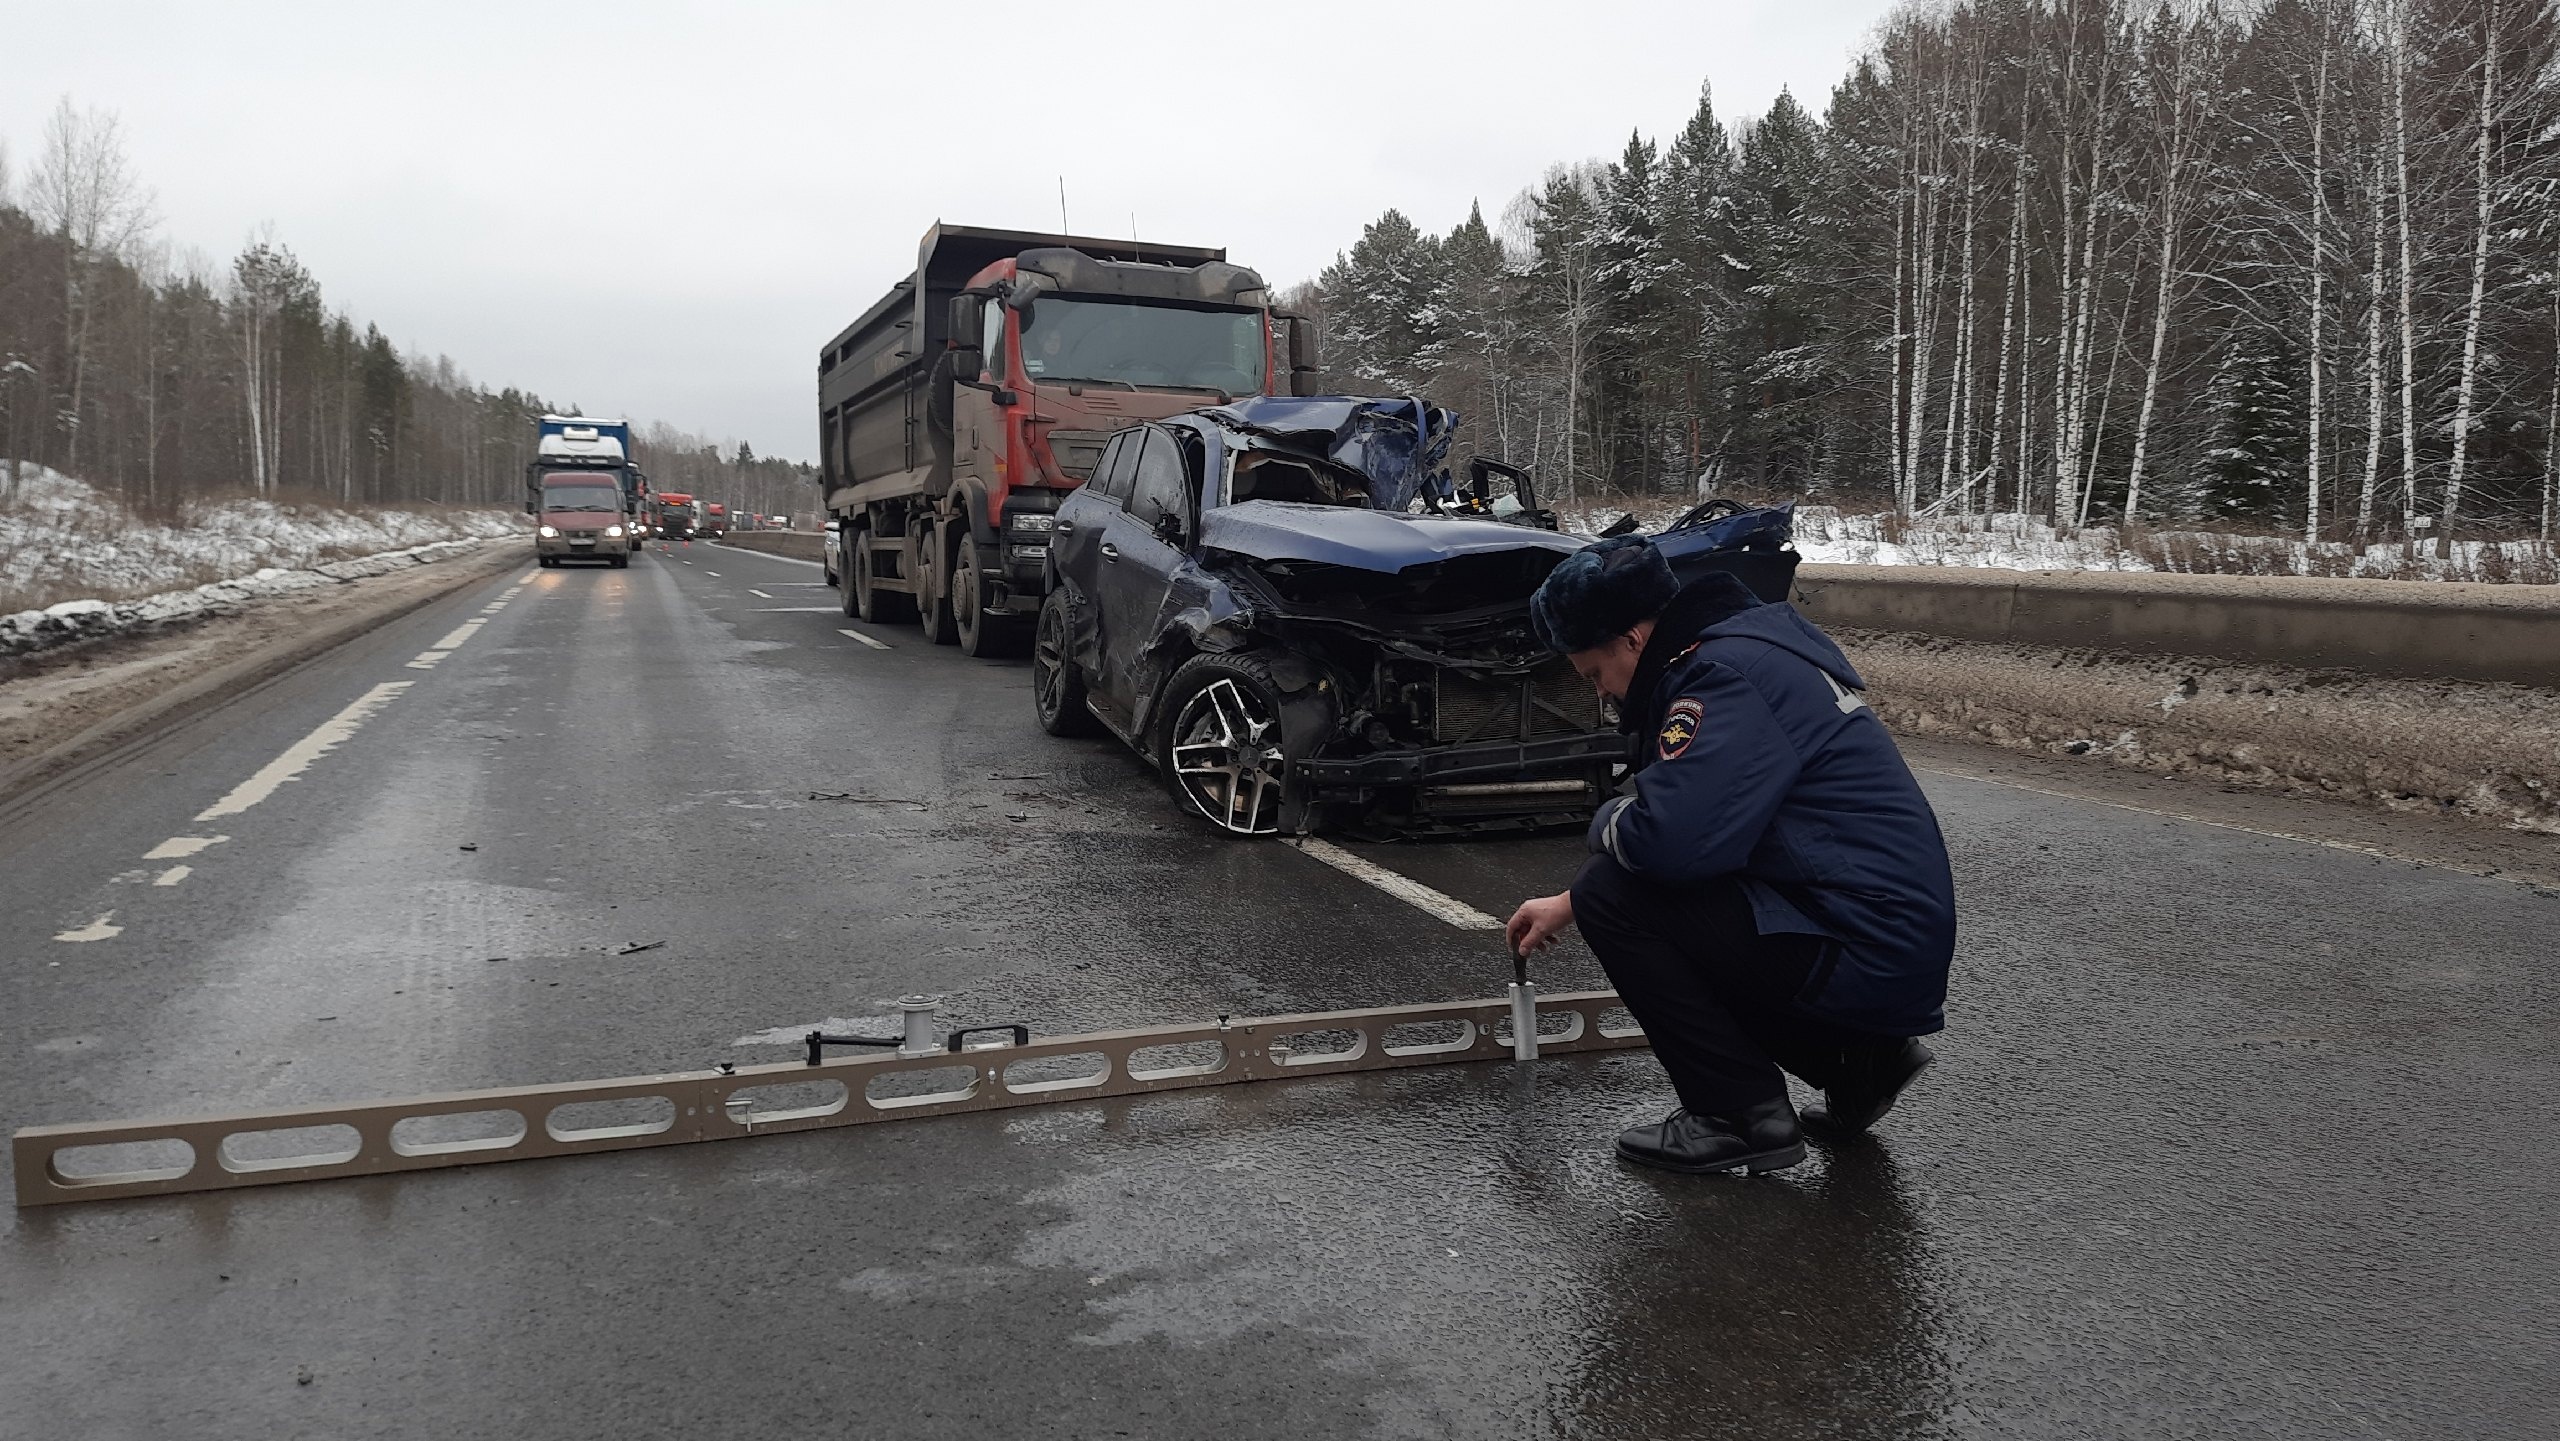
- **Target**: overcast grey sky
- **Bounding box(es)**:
[4,1,1898,462]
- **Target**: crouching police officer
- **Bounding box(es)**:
[1505,536,1956,1175]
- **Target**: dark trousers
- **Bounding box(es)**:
[1570,853,1898,1117]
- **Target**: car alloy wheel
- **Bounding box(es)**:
[1168,677,1286,835]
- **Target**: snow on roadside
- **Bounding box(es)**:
[2,466,523,609]
[1554,497,2558,581]
[2,466,524,662]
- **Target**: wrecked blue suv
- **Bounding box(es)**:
[1029,397,1630,837]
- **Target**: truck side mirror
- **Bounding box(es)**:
[1282,313,1321,396]
[945,294,978,343]
[947,345,984,380]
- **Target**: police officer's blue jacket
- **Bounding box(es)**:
[1587,575,1956,1035]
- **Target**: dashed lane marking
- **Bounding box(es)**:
[153,866,191,886]
[748,589,773,598]
[430,618,486,650]
[757,606,840,613]
[54,914,121,943]
[142,835,228,860]
[1290,838,1503,930]
[703,570,720,576]
[195,682,412,821]
[837,628,892,651]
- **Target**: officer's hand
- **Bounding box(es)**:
[1505,891,1575,958]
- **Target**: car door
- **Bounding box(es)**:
[1093,427,1198,719]
[1052,431,1137,721]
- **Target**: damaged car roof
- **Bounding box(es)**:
[1177,396,1584,576]
[1199,501,1581,574]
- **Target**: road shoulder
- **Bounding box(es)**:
[0,540,525,808]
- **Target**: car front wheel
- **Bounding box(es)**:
[1153,651,1310,836]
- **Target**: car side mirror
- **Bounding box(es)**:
[1153,510,1187,546]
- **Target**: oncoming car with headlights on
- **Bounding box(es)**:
[532,474,635,568]
[1033,397,1635,837]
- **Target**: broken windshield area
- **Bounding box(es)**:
[1226,451,1372,509]
[1020,299,1265,397]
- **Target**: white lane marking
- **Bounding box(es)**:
[767,582,831,587]
[431,618,486,650]
[195,681,412,821]
[747,589,773,598]
[703,570,720,576]
[479,602,508,614]
[517,571,539,583]
[55,914,121,943]
[153,865,191,886]
[712,547,825,569]
[837,628,892,651]
[732,1016,883,1047]
[406,651,449,670]
[1290,838,1502,930]
[1913,764,2548,886]
[757,606,840,613]
[143,835,229,860]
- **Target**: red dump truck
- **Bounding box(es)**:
[816,223,1318,656]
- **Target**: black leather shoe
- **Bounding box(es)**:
[1803,1038,1935,1135]
[1615,1095,1805,1175]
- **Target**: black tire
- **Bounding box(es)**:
[538,556,556,568]
[849,527,914,623]
[916,520,958,645]
[1152,651,1321,837]
[611,555,629,569]
[954,547,1028,658]
[1032,588,1102,737]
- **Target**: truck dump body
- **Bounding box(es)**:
[818,225,1238,510]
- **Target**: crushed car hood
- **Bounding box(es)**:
[1199,501,1585,574]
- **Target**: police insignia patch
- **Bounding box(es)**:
[1657,698,1704,759]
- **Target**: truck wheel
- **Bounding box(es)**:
[917,521,959,645]
[1153,652,1306,837]
[850,529,914,624]
[954,557,1027,658]
[1031,589,1101,737]
[611,555,629,569]
[538,556,556,569]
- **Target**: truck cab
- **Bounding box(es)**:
[818,225,1318,658]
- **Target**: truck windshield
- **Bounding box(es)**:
[1019,300,1265,396]
[541,485,622,513]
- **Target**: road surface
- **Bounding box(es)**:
[2,540,2552,1439]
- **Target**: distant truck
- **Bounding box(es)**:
[655,492,699,541]
[816,223,1318,656]
[704,502,728,539]
[528,416,646,556]
[528,416,642,568]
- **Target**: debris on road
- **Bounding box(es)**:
[457,842,478,852]
[615,940,665,956]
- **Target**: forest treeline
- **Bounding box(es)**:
[0,100,810,521]
[1296,0,2560,549]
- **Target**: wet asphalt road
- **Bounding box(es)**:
[1,540,2553,1439]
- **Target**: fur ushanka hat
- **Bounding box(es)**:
[1529,534,1681,654]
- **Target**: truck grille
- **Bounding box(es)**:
[1433,663,1605,743]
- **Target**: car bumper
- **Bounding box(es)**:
[536,537,631,557]
[1296,730,1631,795]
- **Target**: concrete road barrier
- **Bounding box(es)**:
[1792,564,2560,687]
